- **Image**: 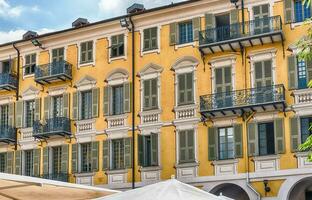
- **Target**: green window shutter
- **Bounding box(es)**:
[143,29,151,51]
[230,9,239,24]
[234,124,243,158]
[124,138,132,168]
[138,134,144,166]
[151,133,158,166]
[15,151,22,175]
[274,118,285,154]
[288,55,297,89]
[179,130,186,163]
[306,59,312,84]
[284,0,293,24]
[71,144,78,173]
[150,27,158,49]
[151,79,158,108]
[247,122,259,156]
[15,101,23,128]
[186,73,194,104]
[124,82,131,113]
[143,80,151,110]
[91,141,99,171]
[169,22,178,45]
[178,74,186,105]
[33,149,40,177]
[187,130,195,162]
[80,43,86,63]
[8,103,14,127]
[72,92,79,120]
[103,86,110,116]
[61,145,69,173]
[6,152,13,174]
[290,116,300,152]
[63,93,69,118]
[34,98,41,121]
[92,88,99,118]
[205,13,215,30]
[87,41,93,62]
[44,96,51,119]
[208,127,217,161]
[43,147,49,175]
[192,17,201,41]
[103,140,110,170]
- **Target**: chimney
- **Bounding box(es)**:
[127,3,145,14]
[23,31,38,40]
[72,18,89,28]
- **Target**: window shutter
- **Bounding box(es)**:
[284,0,293,24]
[179,131,186,163]
[103,86,110,116]
[43,147,49,175]
[169,22,178,45]
[144,80,151,109]
[138,134,144,166]
[274,118,285,154]
[44,96,51,119]
[151,133,158,166]
[151,79,158,108]
[15,151,22,175]
[151,27,158,49]
[124,138,132,168]
[33,149,40,177]
[6,152,13,174]
[187,130,195,162]
[306,59,312,84]
[34,98,41,121]
[248,122,259,156]
[15,101,23,128]
[178,74,186,105]
[80,43,86,63]
[71,144,78,173]
[192,17,201,41]
[288,55,297,89]
[61,145,68,173]
[103,140,109,170]
[8,103,14,127]
[230,9,239,24]
[234,124,243,158]
[143,29,151,50]
[290,116,300,152]
[72,92,79,120]
[91,141,99,171]
[124,82,131,113]
[205,13,215,30]
[186,73,194,104]
[63,93,69,118]
[92,88,99,118]
[208,127,217,161]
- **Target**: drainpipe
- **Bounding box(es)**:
[245,113,261,200]
[241,0,245,34]
[129,16,136,190]
[12,43,20,151]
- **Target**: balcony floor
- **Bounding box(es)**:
[33,130,71,139]
[35,73,72,85]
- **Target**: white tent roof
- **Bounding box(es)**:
[96,179,232,200]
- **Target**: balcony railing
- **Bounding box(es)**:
[35,61,72,84]
[199,16,283,52]
[33,117,71,138]
[41,173,69,182]
[0,73,17,91]
[0,125,16,143]
[200,85,285,117]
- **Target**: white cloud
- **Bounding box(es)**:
[0,28,54,44]
[0,0,40,18]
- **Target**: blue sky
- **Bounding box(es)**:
[0,0,184,44]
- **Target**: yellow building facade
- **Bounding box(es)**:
[0,0,311,199]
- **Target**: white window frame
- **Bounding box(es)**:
[248,48,277,88]
[139,25,161,56]
[22,51,39,79]
[78,40,95,68]
[49,45,68,63]
[247,0,274,20]
[108,31,128,63]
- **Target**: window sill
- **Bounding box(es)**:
[174,42,196,50]
[74,172,95,177]
[105,169,127,175]
[139,166,162,172]
[78,61,95,68]
[175,161,199,168]
[141,48,160,56]
[291,20,312,29]
[212,159,238,166]
[23,74,34,79]
[252,154,280,161]
[109,55,126,63]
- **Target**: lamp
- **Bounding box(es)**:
[230,0,239,8]
[263,180,271,195]
[120,17,132,31]
[31,39,45,50]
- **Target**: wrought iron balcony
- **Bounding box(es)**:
[0,125,16,144]
[35,61,72,84]
[0,73,17,91]
[41,173,69,182]
[199,16,283,54]
[33,117,71,139]
[200,84,286,118]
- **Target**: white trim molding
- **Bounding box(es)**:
[212,159,239,176]
[77,40,96,68]
[108,32,128,63]
[253,154,280,172]
[139,25,161,56]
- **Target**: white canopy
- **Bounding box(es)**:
[96,179,232,200]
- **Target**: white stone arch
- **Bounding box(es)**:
[138,63,163,77]
[278,174,312,200]
[202,179,258,200]
[105,68,129,85]
[171,56,199,71]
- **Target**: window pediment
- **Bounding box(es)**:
[22,86,40,100]
[171,56,199,71]
[75,75,96,90]
[138,63,163,77]
[105,68,129,85]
